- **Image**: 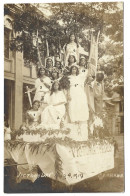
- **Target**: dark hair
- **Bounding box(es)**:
[68,55,76,65]
[69,33,75,38]
[46,58,53,63]
[51,71,59,80]
[55,61,62,69]
[79,58,87,69]
[96,73,104,82]
[69,65,79,76]
[32,100,40,107]
[50,81,60,95]
[37,67,46,78]
[69,33,79,48]
[46,58,53,67]
[59,76,70,90]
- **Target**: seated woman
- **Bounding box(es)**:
[41,81,66,129]
[25,100,41,130]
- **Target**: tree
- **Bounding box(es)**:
[4,3,123,90]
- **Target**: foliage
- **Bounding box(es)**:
[4,3,123,93]
[5,137,114,156]
[11,126,71,140]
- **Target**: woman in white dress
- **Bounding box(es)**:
[67,65,89,123]
[41,81,66,128]
[64,33,79,66]
[64,33,89,66]
[30,67,51,102]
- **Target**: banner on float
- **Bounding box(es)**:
[88,31,100,76]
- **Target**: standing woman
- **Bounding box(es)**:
[64,33,79,66]
[30,67,51,102]
[64,33,89,66]
[67,65,89,123]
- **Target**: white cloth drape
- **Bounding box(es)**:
[41,91,66,126]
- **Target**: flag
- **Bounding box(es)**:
[88,31,100,77]
[36,29,42,67]
[86,31,100,113]
[46,39,49,57]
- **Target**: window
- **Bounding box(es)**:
[4,28,10,59]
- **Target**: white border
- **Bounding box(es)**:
[1,0,130,196]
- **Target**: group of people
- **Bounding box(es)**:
[25,41,104,131]
[4,33,105,140]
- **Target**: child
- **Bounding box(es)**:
[25,100,41,129]
[4,114,11,140]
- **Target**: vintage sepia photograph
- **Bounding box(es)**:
[4,2,124,193]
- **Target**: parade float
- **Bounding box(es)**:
[4,29,115,187]
[4,113,114,186]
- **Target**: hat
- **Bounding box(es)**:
[51,79,60,85]
[38,65,46,70]
[97,70,104,74]
[51,67,59,73]
[55,56,61,62]
[70,63,79,69]
[80,56,86,59]
[68,52,77,60]
[45,56,54,67]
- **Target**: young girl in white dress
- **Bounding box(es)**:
[41,81,66,128]
[25,100,41,129]
[30,67,51,102]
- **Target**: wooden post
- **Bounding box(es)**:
[14,51,23,129]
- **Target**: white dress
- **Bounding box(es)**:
[79,67,88,81]
[33,77,51,101]
[64,42,79,66]
[41,91,66,126]
[68,75,89,122]
[4,126,11,140]
[64,42,89,66]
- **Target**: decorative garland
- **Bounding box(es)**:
[12,127,71,139]
[4,140,27,152]
[5,137,114,156]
